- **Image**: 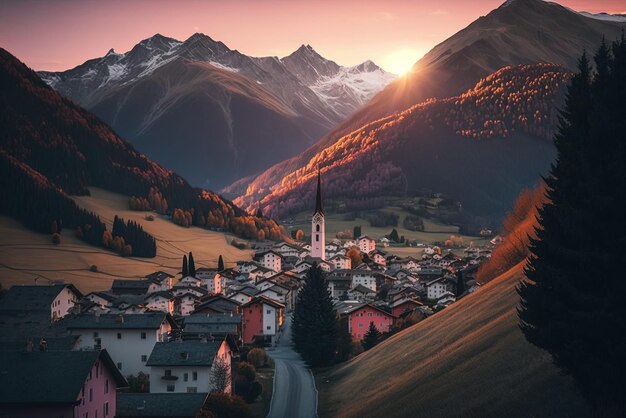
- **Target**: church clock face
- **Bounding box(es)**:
[313,213,324,224]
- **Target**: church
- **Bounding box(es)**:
[311,169,325,260]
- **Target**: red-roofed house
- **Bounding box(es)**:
[241,296,284,345]
[344,304,394,341]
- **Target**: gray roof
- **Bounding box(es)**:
[146,341,222,367]
[63,312,176,330]
[183,323,238,335]
[184,313,242,325]
[0,349,126,405]
[0,284,81,313]
[111,279,153,294]
[117,393,209,417]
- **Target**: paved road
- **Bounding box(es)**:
[267,315,318,418]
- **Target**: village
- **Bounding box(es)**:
[0,172,497,418]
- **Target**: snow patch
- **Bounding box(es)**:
[578,11,626,22]
[208,61,240,73]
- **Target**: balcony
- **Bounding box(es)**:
[161,374,178,381]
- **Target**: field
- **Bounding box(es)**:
[316,262,589,418]
[285,206,489,258]
[0,188,252,293]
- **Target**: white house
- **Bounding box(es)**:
[147,340,233,394]
[177,276,202,288]
[144,292,175,314]
[196,269,223,294]
[369,250,387,267]
[175,293,200,316]
[351,271,377,292]
[66,312,177,377]
[236,261,259,274]
[426,277,449,300]
[358,236,376,254]
[329,254,352,270]
[254,250,282,273]
[0,284,82,321]
[272,242,302,258]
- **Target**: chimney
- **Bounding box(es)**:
[25,338,33,352]
[181,352,189,360]
[39,338,47,352]
[116,314,124,323]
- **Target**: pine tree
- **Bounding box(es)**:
[518,39,626,415]
[182,254,188,277]
[389,228,399,243]
[292,264,338,367]
[353,225,362,239]
[218,255,225,272]
[188,252,196,277]
[362,321,381,351]
[455,269,465,297]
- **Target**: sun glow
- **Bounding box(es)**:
[383,49,421,76]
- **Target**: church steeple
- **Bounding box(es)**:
[314,168,324,215]
[311,168,326,260]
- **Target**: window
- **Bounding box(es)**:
[193,371,198,381]
[117,332,122,339]
[104,402,109,417]
[368,313,372,317]
[358,323,363,328]
[266,309,271,314]
[267,326,271,330]
[165,369,172,377]
[167,384,175,392]
[89,388,93,402]
[104,379,109,394]
[93,332,99,338]
[117,362,122,370]
[316,224,320,232]
[141,355,147,362]
[184,373,188,382]
[187,386,198,393]
[141,332,146,339]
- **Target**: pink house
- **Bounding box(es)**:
[0,349,127,418]
[242,296,284,345]
[391,299,423,317]
[344,304,395,341]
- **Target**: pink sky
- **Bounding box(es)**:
[0,0,623,74]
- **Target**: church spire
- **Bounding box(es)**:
[314,168,324,215]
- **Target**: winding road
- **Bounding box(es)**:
[267,315,318,418]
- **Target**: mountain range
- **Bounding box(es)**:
[227,0,626,222]
[0,47,283,246]
[38,35,395,188]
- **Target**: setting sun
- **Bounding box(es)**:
[383,49,421,75]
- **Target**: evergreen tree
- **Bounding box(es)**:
[518,38,626,415]
[335,316,353,363]
[389,228,399,243]
[455,269,465,297]
[218,255,225,272]
[362,321,381,351]
[292,264,338,367]
[353,225,362,239]
[182,254,188,277]
[188,252,196,277]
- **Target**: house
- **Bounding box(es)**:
[196,269,223,294]
[350,271,377,292]
[390,256,420,272]
[379,237,390,247]
[84,291,118,310]
[117,393,209,418]
[193,295,240,315]
[390,298,423,317]
[426,277,449,300]
[177,276,202,288]
[111,279,159,296]
[228,286,259,305]
[174,293,200,316]
[272,242,302,258]
[435,291,456,308]
[65,312,178,377]
[338,303,394,341]
[0,284,82,321]
[358,236,376,254]
[326,275,352,299]
[171,286,207,299]
[145,271,175,291]
[236,261,259,274]
[183,313,242,342]
[257,284,292,310]
[343,239,357,248]
[241,296,284,345]
[0,349,127,418]
[329,254,352,270]
[146,339,233,394]
[348,284,376,302]
[254,250,283,273]
[144,291,175,314]
[369,250,387,266]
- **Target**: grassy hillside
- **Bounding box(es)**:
[0,188,252,293]
[317,262,589,418]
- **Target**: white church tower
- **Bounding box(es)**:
[311,169,325,260]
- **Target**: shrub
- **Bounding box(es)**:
[203,393,252,418]
[237,362,256,382]
[89,265,98,272]
[247,348,267,368]
[235,380,262,403]
[51,233,61,245]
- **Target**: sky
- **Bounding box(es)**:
[1,0,624,74]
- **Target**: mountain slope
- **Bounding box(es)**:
[38,34,394,188]
[229,0,625,200]
[232,64,568,220]
[317,262,589,418]
[0,47,283,243]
